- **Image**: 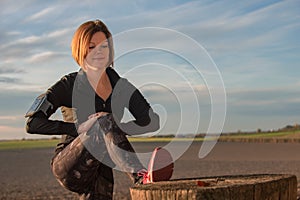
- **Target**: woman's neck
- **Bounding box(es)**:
[85,68,112,101]
[85,68,107,90]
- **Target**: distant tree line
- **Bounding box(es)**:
[277,123,300,132]
[150,123,300,138]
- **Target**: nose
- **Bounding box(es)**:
[96,45,103,52]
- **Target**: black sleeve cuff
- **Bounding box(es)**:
[59,122,78,137]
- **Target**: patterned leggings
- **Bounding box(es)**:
[51,115,144,200]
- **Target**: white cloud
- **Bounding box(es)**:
[0,115,23,121]
[0,0,299,138]
[141,83,207,93]
[161,0,300,53]
[228,86,300,107]
[1,27,72,50]
[0,84,46,93]
[24,6,56,22]
[0,0,36,15]
[14,35,41,45]
[6,31,22,36]
[27,51,68,63]
[48,28,72,38]
[0,126,26,140]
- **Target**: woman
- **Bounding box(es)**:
[25,20,172,200]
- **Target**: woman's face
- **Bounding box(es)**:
[85,31,110,70]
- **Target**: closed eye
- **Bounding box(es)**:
[100,45,108,49]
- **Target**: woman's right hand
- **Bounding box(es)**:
[77,112,109,134]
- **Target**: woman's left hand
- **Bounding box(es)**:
[77,112,109,134]
[88,112,109,119]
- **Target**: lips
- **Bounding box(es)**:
[93,57,105,59]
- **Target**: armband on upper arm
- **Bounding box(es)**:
[25,93,53,118]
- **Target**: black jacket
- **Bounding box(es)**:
[26,67,159,152]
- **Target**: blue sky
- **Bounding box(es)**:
[0,0,299,139]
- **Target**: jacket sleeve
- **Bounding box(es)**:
[25,74,78,137]
[117,79,160,135]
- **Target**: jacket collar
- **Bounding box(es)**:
[76,67,121,90]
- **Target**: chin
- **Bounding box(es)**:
[92,62,109,69]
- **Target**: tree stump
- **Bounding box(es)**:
[130,174,297,200]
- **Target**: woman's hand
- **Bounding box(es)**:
[88,112,109,119]
[77,112,109,134]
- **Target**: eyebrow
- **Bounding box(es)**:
[89,40,108,45]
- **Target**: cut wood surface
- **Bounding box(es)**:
[130,174,297,200]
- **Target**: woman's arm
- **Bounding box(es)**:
[116,79,160,135]
[25,73,78,137]
[26,112,78,136]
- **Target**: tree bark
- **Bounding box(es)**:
[130,174,297,200]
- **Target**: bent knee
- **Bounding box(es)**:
[52,168,87,193]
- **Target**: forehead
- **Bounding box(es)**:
[90,31,107,44]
